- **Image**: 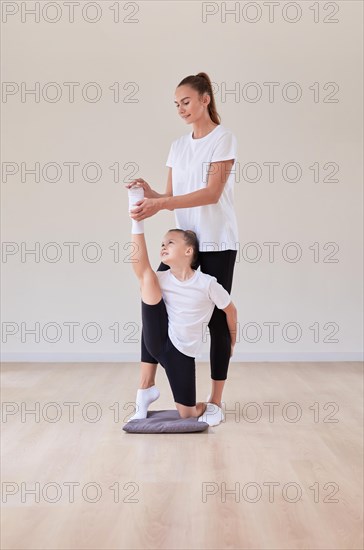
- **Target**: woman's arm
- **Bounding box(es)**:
[131,159,234,221]
[155,168,173,199]
[126,170,173,199]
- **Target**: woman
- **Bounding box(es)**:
[127,72,239,422]
[127,184,237,426]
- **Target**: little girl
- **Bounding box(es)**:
[127,185,237,426]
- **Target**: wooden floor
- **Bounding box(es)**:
[1,361,363,550]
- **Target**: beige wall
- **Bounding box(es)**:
[1,0,363,361]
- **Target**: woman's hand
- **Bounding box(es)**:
[130,198,162,221]
[125,178,155,199]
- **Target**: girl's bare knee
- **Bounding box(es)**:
[176,403,196,419]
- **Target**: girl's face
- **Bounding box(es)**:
[174,85,210,124]
[160,231,193,266]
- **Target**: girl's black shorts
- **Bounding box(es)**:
[141,298,196,407]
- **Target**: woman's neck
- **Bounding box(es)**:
[192,119,218,139]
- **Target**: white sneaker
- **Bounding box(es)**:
[205,394,225,421]
[198,403,224,427]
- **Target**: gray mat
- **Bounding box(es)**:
[122,409,209,433]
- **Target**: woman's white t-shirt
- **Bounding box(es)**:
[166,124,239,252]
[156,269,231,358]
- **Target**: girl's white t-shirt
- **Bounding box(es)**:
[166,124,239,251]
[156,269,231,358]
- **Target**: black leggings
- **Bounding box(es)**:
[141,249,237,381]
[141,298,196,406]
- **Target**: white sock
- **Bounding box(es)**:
[198,403,224,427]
[206,393,225,419]
[128,186,145,234]
[127,385,160,421]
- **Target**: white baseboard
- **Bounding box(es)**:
[1,351,363,362]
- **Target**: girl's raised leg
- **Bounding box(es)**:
[127,187,161,420]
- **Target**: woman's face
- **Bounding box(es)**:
[160,231,192,265]
[174,85,210,124]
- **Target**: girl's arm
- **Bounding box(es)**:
[131,159,234,221]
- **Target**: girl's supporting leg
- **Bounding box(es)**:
[175,401,206,419]
[128,307,162,422]
[163,347,207,419]
[139,362,157,389]
[129,384,160,421]
[142,300,206,419]
[128,329,159,421]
